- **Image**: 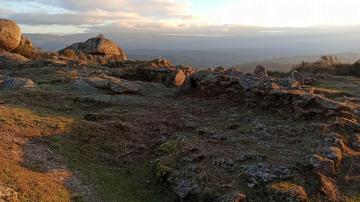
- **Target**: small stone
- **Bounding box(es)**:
[318,147,342,168]
[213,158,234,169]
[209,134,227,141]
[254,65,269,78]
[237,154,268,162]
[307,154,335,177]
[173,179,200,200]
[234,193,247,202]
[350,134,360,151]
[291,70,304,86]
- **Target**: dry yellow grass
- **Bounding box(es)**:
[0,105,75,201]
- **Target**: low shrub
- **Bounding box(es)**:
[293,56,360,77]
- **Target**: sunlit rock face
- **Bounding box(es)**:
[60,35,128,64]
[0,19,22,51]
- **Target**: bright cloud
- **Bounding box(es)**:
[212,0,360,27]
[1,0,360,34]
[0,0,208,33]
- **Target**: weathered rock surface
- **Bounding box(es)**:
[317,147,342,168]
[106,59,196,87]
[72,79,101,94]
[0,50,29,68]
[241,163,291,186]
[85,75,140,94]
[307,154,335,177]
[0,19,22,51]
[172,179,200,200]
[60,35,127,64]
[0,77,35,89]
[181,67,353,118]
[18,35,33,49]
[254,65,269,78]
[268,182,308,202]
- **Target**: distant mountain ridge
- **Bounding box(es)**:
[234,53,360,72]
[24,33,360,69]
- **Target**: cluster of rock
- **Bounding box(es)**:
[71,59,197,96]
[103,59,195,86]
[60,35,128,64]
[181,66,353,119]
[0,19,37,67]
[0,18,129,68]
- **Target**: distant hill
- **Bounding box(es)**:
[234,53,360,73]
[24,33,360,69]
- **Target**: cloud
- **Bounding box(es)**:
[0,7,14,17]
[2,0,204,32]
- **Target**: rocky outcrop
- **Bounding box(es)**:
[85,75,140,94]
[106,59,196,87]
[18,35,33,49]
[60,35,127,64]
[180,67,354,119]
[0,19,22,51]
[0,50,29,68]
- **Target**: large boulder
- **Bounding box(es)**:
[61,35,127,62]
[0,19,22,51]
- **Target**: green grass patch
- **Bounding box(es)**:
[48,135,174,202]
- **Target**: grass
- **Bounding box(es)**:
[0,106,74,201]
[0,86,173,202]
[47,133,174,202]
[314,76,360,97]
[1,65,359,201]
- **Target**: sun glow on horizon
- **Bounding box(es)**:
[199,0,360,28]
[2,0,360,34]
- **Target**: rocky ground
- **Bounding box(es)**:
[0,18,359,202]
[0,56,359,202]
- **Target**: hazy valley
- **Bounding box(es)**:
[1,2,360,201]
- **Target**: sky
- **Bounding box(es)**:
[1,0,360,34]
